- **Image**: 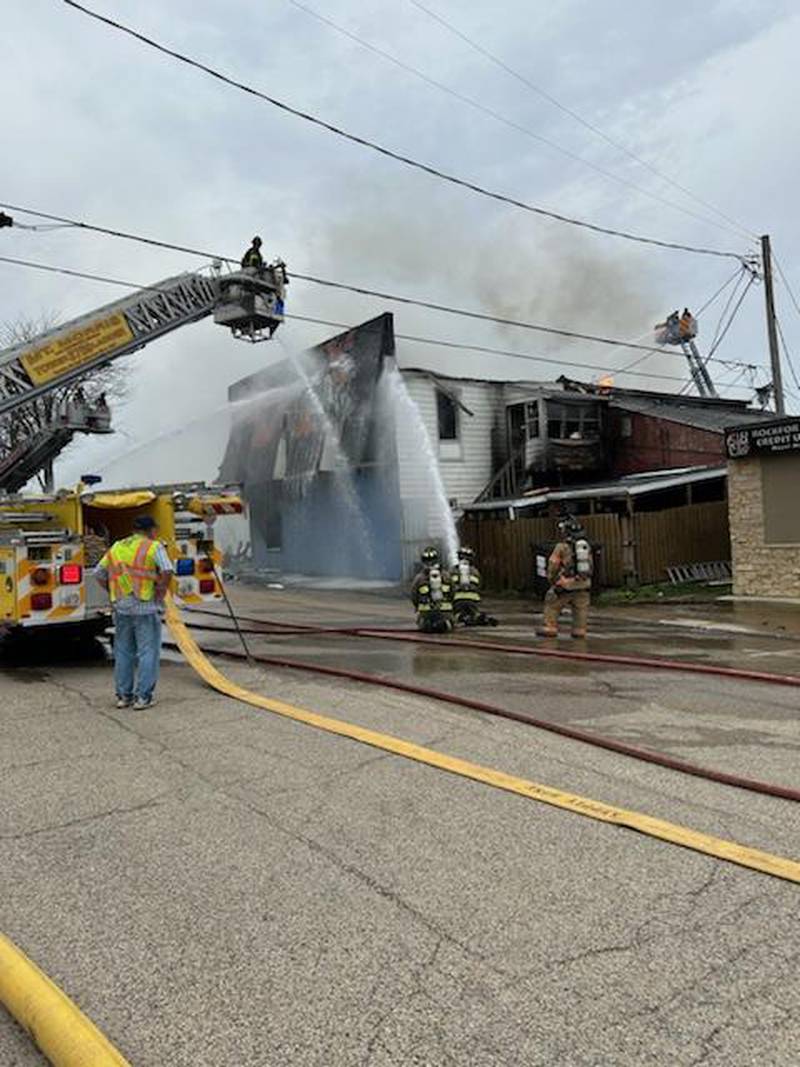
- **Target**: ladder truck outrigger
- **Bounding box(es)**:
[0,251,287,637]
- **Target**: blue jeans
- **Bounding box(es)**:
[113,612,162,702]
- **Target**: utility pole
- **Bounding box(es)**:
[761,234,785,416]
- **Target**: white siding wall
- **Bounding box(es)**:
[399,374,502,505]
[395,372,501,575]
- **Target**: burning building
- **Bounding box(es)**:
[221,313,773,583]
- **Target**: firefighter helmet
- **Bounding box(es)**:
[421,546,440,566]
[457,546,475,562]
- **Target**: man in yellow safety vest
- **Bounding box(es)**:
[95,515,173,710]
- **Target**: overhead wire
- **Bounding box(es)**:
[283,0,741,238]
[676,270,757,395]
[770,253,800,401]
[0,253,754,393]
[612,266,746,378]
[288,312,709,386]
[59,0,747,262]
[773,253,800,321]
[0,240,751,370]
[708,267,748,353]
[406,0,757,242]
[7,221,76,232]
[706,272,756,359]
[775,316,800,394]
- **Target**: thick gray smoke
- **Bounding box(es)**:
[320,203,662,370]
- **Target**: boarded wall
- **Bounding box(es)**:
[461,500,729,591]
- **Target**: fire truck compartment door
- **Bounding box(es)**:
[0,548,17,623]
[84,570,110,612]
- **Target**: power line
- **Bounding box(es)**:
[0,254,171,293]
[0,253,754,394]
[696,267,748,318]
[288,313,752,393]
[708,268,747,354]
[60,0,746,262]
[774,253,800,322]
[775,316,800,394]
[0,242,757,374]
[0,201,229,261]
[613,266,745,377]
[676,272,756,396]
[284,0,740,239]
[707,272,756,359]
[0,240,735,367]
[407,0,756,242]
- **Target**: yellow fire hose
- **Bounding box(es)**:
[3,599,798,1067]
[165,600,800,886]
[0,933,132,1067]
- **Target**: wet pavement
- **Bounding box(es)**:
[183,584,800,788]
[1,585,799,1066]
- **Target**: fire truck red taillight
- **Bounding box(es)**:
[31,593,53,611]
[31,567,50,586]
[198,579,216,595]
[59,564,83,585]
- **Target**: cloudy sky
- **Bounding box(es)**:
[2,0,799,487]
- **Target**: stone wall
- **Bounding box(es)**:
[727,457,800,597]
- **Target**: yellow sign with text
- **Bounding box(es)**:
[20,312,134,386]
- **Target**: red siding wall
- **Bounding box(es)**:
[609,410,725,475]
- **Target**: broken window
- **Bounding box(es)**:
[525,402,540,439]
[437,390,459,441]
[547,403,565,439]
[565,415,582,438]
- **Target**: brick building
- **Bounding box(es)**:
[725,418,800,598]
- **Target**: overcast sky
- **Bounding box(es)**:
[2,0,799,487]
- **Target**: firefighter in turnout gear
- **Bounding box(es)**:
[241,236,265,272]
[411,546,454,633]
[451,546,497,627]
[538,517,593,639]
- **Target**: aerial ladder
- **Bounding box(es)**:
[654,308,718,399]
[0,393,112,493]
[0,254,287,489]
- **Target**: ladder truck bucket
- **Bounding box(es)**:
[213,265,287,342]
[654,311,698,346]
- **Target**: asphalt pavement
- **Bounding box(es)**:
[1,587,799,1066]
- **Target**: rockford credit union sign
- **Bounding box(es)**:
[726,419,800,459]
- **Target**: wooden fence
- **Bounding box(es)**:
[634,501,730,584]
[460,500,730,591]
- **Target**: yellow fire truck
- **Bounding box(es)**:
[0,483,242,636]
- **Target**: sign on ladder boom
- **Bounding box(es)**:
[0,258,287,419]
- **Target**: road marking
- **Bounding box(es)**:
[166,602,800,885]
[0,933,131,1067]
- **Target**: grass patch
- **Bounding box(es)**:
[595,581,732,606]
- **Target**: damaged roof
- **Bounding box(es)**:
[464,465,727,513]
[606,394,775,432]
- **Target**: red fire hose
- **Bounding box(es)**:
[184,607,800,689]
[173,619,800,804]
